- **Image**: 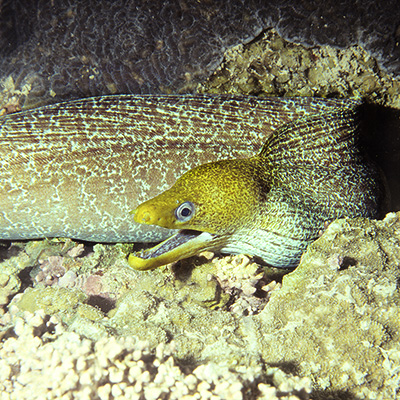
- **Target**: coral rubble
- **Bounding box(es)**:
[0,309,311,400]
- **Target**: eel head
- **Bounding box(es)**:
[128,158,267,270]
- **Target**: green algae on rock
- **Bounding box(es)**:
[129,102,385,270]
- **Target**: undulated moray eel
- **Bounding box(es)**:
[128,101,384,270]
[0,94,361,243]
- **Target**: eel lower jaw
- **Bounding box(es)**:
[128,229,220,271]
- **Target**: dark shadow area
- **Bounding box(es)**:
[254,257,293,281]
[338,256,358,270]
[2,266,34,311]
[171,254,211,281]
[0,241,24,262]
[268,361,302,376]
[16,266,34,293]
[311,389,359,400]
[86,295,116,314]
[361,103,400,213]
[175,355,203,373]
[264,361,362,400]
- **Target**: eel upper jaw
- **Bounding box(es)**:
[128,229,221,271]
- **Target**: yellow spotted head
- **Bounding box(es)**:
[132,158,269,235]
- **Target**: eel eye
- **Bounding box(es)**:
[175,201,195,222]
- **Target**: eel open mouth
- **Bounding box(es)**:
[128,229,217,270]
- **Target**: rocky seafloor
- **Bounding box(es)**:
[1,8,400,400]
[1,210,400,399]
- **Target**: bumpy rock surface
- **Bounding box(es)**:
[1,0,400,110]
[1,213,400,399]
[200,29,400,109]
[252,212,400,399]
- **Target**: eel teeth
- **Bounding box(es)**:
[128,230,217,271]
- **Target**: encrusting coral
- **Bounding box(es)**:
[200,29,400,109]
[251,212,400,399]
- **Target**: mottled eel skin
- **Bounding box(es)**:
[0,94,361,243]
[0,95,382,268]
[129,100,384,269]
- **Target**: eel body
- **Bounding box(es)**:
[0,94,357,243]
[128,101,384,269]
